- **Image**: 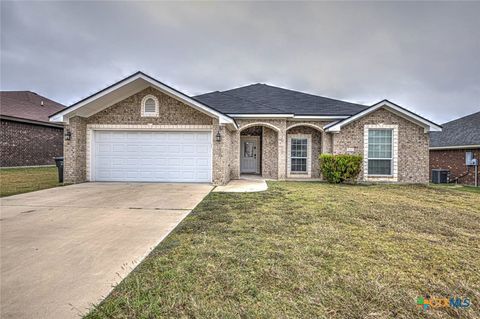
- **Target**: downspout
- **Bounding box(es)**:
[475,163,478,187]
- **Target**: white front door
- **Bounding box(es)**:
[92,130,212,182]
[240,137,259,173]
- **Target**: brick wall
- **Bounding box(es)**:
[286,126,322,178]
[63,87,228,184]
[87,87,214,126]
[430,148,480,185]
[235,120,328,179]
[212,123,236,185]
[333,108,429,183]
[236,119,285,179]
[62,90,432,185]
[237,126,280,179]
[64,116,87,183]
[0,119,63,167]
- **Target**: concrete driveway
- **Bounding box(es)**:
[0,182,212,319]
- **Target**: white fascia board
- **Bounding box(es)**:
[228,114,294,118]
[50,74,145,123]
[50,73,235,127]
[323,120,340,130]
[325,101,442,133]
[49,112,66,122]
[291,115,349,120]
[228,114,348,120]
[430,145,480,150]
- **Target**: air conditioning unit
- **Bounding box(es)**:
[432,169,449,184]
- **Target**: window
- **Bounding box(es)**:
[287,134,311,178]
[367,129,392,175]
[244,141,255,157]
[291,138,308,172]
[465,151,474,165]
[141,95,159,117]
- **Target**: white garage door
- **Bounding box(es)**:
[92,131,212,182]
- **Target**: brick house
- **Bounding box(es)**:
[430,111,480,185]
[1,91,65,167]
[49,71,441,185]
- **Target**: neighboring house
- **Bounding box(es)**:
[49,71,441,185]
[1,91,65,167]
[430,111,480,185]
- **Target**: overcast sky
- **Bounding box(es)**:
[1,1,479,123]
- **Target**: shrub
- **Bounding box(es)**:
[319,154,363,183]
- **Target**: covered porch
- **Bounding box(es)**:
[234,121,328,180]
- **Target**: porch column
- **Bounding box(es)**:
[321,131,333,154]
[277,121,287,180]
[231,130,241,179]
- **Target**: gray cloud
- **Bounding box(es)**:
[1,1,479,123]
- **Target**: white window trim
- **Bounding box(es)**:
[364,124,398,182]
[287,134,312,178]
[141,94,159,117]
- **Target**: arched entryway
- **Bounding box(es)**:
[285,124,323,178]
[239,124,279,179]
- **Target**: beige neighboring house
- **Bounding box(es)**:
[49,71,441,185]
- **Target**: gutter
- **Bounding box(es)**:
[1,115,64,128]
[227,114,348,120]
[430,145,480,150]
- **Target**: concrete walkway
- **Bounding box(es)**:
[213,175,268,192]
[0,182,212,319]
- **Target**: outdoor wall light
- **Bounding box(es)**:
[64,130,72,141]
[216,131,222,142]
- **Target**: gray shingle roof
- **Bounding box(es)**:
[194,83,368,116]
[430,111,480,148]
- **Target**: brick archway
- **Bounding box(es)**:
[286,122,324,132]
[236,124,279,179]
[239,122,281,133]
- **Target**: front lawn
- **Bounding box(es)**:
[430,183,480,194]
[86,182,480,319]
[0,166,60,197]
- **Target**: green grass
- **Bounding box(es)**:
[86,182,480,319]
[0,166,60,197]
[430,183,480,194]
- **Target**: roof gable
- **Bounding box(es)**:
[325,100,442,133]
[49,72,236,128]
[430,111,480,148]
